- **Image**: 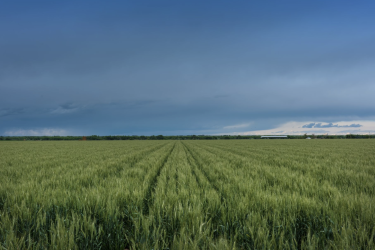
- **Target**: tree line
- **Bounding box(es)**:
[0,134,374,141]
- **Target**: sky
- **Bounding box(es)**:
[1,0,375,136]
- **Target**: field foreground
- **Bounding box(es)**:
[0,140,374,249]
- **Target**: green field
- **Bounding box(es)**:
[0,140,374,249]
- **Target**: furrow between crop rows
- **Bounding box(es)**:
[142,142,176,215]
[181,142,227,202]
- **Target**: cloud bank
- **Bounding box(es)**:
[235,121,375,136]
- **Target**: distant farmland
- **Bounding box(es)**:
[0,140,374,249]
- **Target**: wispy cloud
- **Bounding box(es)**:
[51,103,79,114]
[302,122,362,128]
[223,123,253,129]
[4,128,70,136]
[0,108,24,117]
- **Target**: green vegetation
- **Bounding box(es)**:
[1,140,374,249]
[1,134,374,141]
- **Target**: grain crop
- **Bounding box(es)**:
[0,140,374,249]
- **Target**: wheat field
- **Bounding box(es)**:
[0,140,374,249]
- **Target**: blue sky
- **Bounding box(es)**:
[1,1,375,136]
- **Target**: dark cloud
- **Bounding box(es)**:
[302,123,316,128]
[50,103,79,114]
[0,108,25,117]
[1,1,375,135]
[60,103,77,110]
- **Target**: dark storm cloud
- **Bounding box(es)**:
[1,0,375,135]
